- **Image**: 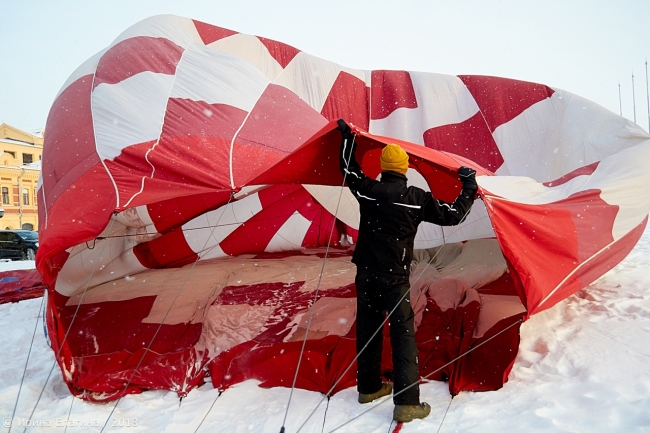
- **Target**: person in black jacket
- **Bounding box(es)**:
[336,119,477,423]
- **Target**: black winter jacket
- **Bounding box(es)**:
[339,135,475,278]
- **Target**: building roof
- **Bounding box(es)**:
[0,137,43,148]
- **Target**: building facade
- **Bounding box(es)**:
[0,123,42,231]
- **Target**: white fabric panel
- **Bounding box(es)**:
[493,89,648,182]
[369,72,479,145]
[481,139,650,240]
[303,185,359,229]
[93,73,175,161]
[111,15,202,49]
[207,34,284,81]
[596,140,650,238]
[264,210,312,252]
[340,65,367,84]
[170,43,269,112]
[274,52,345,112]
[414,200,495,248]
[184,192,264,260]
[408,168,495,247]
[54,48,107,100]
[55,216,151,297]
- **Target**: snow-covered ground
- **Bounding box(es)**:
[1,225,650,432]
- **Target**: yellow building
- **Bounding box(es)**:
[0,123,42,231]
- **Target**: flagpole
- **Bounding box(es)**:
[618,81,622,116]
[632,72,637,123]
[645,59,649,132]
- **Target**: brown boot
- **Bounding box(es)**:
[358,382,393,404]
[393,402,431,422]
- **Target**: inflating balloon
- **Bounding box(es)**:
[39,15,650,401]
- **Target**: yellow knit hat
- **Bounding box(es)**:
[380,144,409,175]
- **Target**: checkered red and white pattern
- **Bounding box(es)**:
[39,15,650,401]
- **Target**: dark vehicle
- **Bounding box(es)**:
[0,230,38,260]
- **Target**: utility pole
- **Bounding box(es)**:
[645,59,650,132]
[632,72,637,123]
[618,81,622,116]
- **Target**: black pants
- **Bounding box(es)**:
[355,271,420,405]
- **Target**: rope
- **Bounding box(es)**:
[436,396,454,433]
[321,396,331,433]
[295,206,475,433]
[99,192,236,433]
[7,294,45,433]
[279,133,356,433]
[326,317,523,432]
[62,396,75,433]
[21,216,117,433]
[193,390,223,433]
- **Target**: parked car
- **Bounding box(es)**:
[0,230,38,260]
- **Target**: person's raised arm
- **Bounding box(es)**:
[422,166,478,226]
[337,119,365,191]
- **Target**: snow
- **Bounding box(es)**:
[1,225,650,432]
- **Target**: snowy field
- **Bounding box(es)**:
[1,224,649,433]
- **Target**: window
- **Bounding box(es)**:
[22,188,29,205]
[2,187,8,205]
[21,223,34,231]
[23,153,33,164]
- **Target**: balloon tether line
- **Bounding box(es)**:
[193,390,224,433]
[21,216,117,433]
[7,294,45,433]
[99,192,236,433]
[326,317,523,433]
[436,395,454,433]
[279,133,357,433]
[295,205,475,433]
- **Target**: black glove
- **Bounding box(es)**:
[458,166,478,194]
[336,119,352,139]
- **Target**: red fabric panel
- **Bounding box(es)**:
[42,75,101,209]
[106,99,247,209]
[543,161,600,187]
[423,111,504,172]
[209,281,358,394]
[476,272,518,296]
[458,75,554,131]
[450,315,524,394]
[320,71,370,131]
[0,270,44,304]
[219,185,310,255]
[249,122,489,200]
[133,228,198,268]
[46,287,207,402]
[371,71,418,120]
[536,216,647,314]
[147,191,232,233]
[192,19,238,44]
[303,211,339,248]
[67,346,206,401]
[416,295,480,385]
[485,189,621,314]
[94,37,184,87]
[232,84,329,188]
[37,163,115,287]
[55,295,202,356]
[256,36,301,68]
[155,99,246,188]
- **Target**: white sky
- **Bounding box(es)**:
[2,0,649,133]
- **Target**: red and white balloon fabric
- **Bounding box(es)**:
[39,15,650,401]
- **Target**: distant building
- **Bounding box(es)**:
[0,123,42,230]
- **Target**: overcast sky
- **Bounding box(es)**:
[2,0,649,133]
